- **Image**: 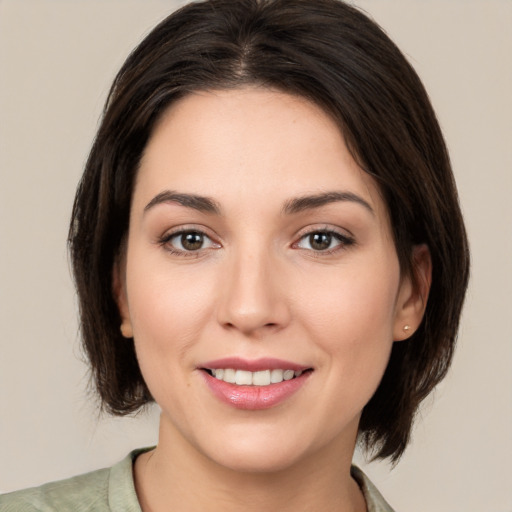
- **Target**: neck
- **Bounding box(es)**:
[134,417,366,512]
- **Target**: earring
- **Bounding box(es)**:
[120,323,133,338]
[403,325,411,332]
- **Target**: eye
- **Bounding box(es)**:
[161,230,219,254]
[295,230,354,252]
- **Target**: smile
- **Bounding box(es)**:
[207,368,304,386]
[199,358,313,410]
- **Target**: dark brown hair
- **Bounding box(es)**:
[69,0,470,462]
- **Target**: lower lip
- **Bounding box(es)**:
[202,371,311,410]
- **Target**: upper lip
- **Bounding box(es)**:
[199,357,311,372]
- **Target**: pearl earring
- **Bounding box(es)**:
[120,323,133,338]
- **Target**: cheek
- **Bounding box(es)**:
[300,262,398,327]
[295,258,400,375]
[125,258,217,380]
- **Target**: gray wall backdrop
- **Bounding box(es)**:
[0,1,511,511]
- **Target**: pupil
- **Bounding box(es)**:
[310,232,331,250]
[182,232,203,250]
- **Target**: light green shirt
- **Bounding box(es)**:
[0,449,395,511]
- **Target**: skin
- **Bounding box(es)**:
[115,88,431,512]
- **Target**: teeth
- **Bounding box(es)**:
[283,370,294,381]
[270,369,284,383]
[235,370,253,385]
[223,368,236,383]
[209,368,306,386]
[252,370,271,386]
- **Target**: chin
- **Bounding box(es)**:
[195,419,340,475]
[207,440,307,474]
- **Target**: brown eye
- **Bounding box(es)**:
[295,230,354,253]
[163,230,219,254]
[309,232,332,251]
[180,232,204,251]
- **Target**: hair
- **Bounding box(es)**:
[69,0,470,462]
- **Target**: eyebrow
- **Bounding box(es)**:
[144,190,221,214]
[143,189,374,217]
[282,191,374,216]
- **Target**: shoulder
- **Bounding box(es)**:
[0,449,149,512]
[351,465,396,512]
[0,467,110,512]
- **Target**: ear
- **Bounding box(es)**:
[112,257,133,339]
[393,244,432,341]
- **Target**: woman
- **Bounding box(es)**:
[1,0,469,510]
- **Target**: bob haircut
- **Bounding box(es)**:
[69,0,469,462]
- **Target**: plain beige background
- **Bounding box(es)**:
[0,1,511,511]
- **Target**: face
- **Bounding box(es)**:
[116,88,422,473]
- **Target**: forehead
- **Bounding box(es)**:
[136,87,387,220]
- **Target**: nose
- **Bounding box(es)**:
[216,248,291,337]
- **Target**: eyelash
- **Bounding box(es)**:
[158,229,220,258]
[292,229,355,256]
[157,228,355,258]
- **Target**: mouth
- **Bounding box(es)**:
[198,358,313,410]
[202,368,312,386]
